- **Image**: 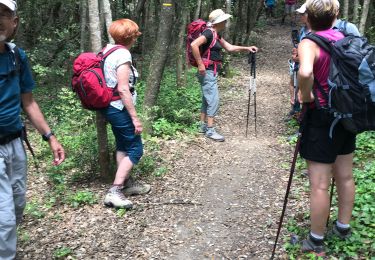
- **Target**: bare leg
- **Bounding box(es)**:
[207,116,214,128]
[333,153,355,224]
[200,112,206,123]
[308,160,333,236]
[113,151,133,186]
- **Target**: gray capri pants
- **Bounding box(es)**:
[0,138,27,260]
[197,70,219,117]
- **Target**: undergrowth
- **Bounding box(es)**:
[282,119,375,259]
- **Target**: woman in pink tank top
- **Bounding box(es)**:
[297,0,357,256]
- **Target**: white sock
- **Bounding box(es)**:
[336,220,350,229]
[310,231,324,240]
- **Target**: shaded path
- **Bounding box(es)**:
[19,24,297,259]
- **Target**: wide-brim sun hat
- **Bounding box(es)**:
[296,3,307,14]
[0,0,17,12]
[209,9,232,25]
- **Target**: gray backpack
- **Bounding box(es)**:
[305,32,375,137]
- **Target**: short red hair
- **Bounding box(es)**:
[109,19,142,46]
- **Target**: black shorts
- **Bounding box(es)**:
[299,109,356,164]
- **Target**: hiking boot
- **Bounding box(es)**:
[330,221,352,240]
[198,122,208,134]
[301,235,326,257]
[205,127,225,142]
[123,177,151,196]
[104,186,133,209]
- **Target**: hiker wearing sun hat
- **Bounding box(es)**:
[0,0,65,258]
[0,0,17,12]
[191,9,258,142]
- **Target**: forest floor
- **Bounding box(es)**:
[18,21,305,259]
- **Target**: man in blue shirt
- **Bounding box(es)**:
[0,1,65,259]
[264,0,276,18]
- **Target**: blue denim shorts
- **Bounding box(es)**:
[101,105,143,164]
[197,70,219,117]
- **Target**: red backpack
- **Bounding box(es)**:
[71,46,124,110]
[186,19,218,68]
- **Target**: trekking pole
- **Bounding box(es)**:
[293,62,300,113]
[270,105,307,260]
[245,52,257,137]
[270,133,301,259]
[22,125,39,172]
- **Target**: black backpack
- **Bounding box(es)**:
[305,33,375,137]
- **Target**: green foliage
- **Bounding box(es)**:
[283,125,375,257]
[366,26,375,44]
[53,247,73,259]
[65,190,98,208]
[116,208,127,218]
[137,69,201,138]
[25,201,46,219]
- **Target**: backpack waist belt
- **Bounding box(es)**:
[0,131,22,145]
[204,60,222,75]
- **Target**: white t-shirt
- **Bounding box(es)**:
[102,44,138,110]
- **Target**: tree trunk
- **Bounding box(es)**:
[353,0,360,25]
[359,0,371,35]
[80,0,88,52]
[194,0,202,20]
[232,0,244,44]
[134,0,147,24]
[88,0,111,179]
[220,0,232,78]
[101,0,114,44]
[343,0,349,20]
[143,0,175,133]
[176,4,188,87]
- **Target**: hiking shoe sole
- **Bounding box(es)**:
[301,237,325,257]
[104,201,133,209]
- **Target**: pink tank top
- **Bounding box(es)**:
[312,29,344,107]
[285,0,296,5]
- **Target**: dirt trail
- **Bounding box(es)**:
[19,24,297,259]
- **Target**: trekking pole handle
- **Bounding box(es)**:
[248,52,256,78]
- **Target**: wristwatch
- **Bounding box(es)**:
[42,131,54,141]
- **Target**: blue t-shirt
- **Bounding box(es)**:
[334,19,361,36]
[265,0,276,7]
[299,26,310,41]
[0,43,35,135]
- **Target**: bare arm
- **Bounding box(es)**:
[191,35,208,75]
[220,38,258,53]
[297,39,319,103]
[21,93,65,165]
[117,62,142,134]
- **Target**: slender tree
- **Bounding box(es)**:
[343,0,349,19]
[101,0,114,43]
[353,0,360,25]
[143,0,175,132]
[176,2,188,87]
[88,0,111,179]
[80,0,88,52]
[194,0,202,20]
[359,0,371,35]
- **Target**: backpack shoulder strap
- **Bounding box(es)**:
[5,42,21,74]
[208,28,218,48]
[304,33,332,54]
[100,45,127,60]
[13,46,21,73]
